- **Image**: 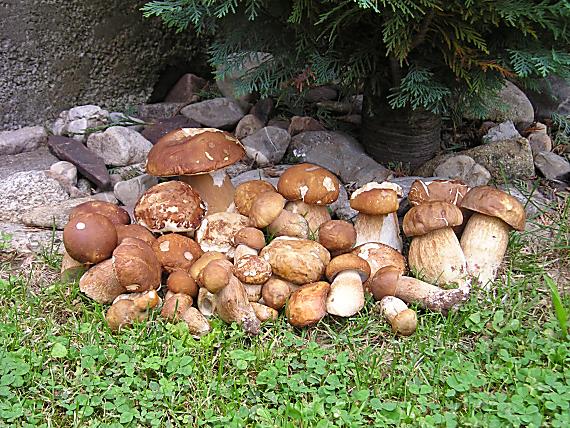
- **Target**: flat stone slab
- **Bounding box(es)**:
[47,136,112,190]
[0,146,59,180]
[0,222,63,254]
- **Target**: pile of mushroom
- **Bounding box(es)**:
[63,127,526,337]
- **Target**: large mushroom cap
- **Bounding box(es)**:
[195,212,251,256]
[234,255,272,285]
[64,213,118,264]
[134,181,205,233]
[402,202,464,237]
[408,179,469,206]
[351,242,407,280]
[277,163,340,205]
[146,128,245,177]
[286,281,330,328]
[112,237,162,292]
[152,233,204,273]
[349,183,399,215]
[234,180,277,216]
[460,186,526,231]
[318,220,357,253]
[69,201,130,225]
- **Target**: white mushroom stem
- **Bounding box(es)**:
[379,296,417,336]
[408,228,467,286]
[197,287,217,317]
[180,168,235,214]
[326,270,365,317]
[460,213,511,289]
[285,200,331,233]
[354,212,402,251]
[234,244,258,261]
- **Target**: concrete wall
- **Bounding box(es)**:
[0,0,200,130]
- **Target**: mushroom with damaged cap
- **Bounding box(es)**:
[152,233,204,273]
[145,128,245,213]
[195,212,250,259]
[286,281,331,328]
[351,242,407,290]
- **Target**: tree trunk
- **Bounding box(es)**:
[360,82,442,170]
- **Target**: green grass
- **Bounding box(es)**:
[0,200,569,427]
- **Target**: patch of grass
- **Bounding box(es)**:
[1,200,569,427]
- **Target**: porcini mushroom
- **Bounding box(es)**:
[233,227,266,260]
[195,212,250,259]
[79,258,126,304]
[286,281,330,328]
[403,201,467,286]
[161,293,211,336]
[349,182,402,251]
[152,233,203,273]
[69,200,130,225]
[63,213,118,264]
[105,290,160,331]
[216,275,261,335]
[261,276,293,310]
[199,259,234,294]
[167,270,199,298]
[249,192,310,239]
[234,180,277,216]
[146,128,246,213]
[351,242,406,289]
[325,254,370,317]
[459,186,525,288]
[189,251,227,282]
[318,220,357,255]
[115,224,156,246]
[113,237,162,292]
[378,296,417,336]
[251,302,279,322]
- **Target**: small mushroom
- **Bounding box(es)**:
[189,251,227,282]
[459,186,525,287]
[113,290,164,307]
[167,270,199,298]
[378,296,417,336]
[152,233,203,273]
[60,249,87,282]
[79,258,126,304]
[197,287,217,317]
[266,209,310,239]
[325,254,370,317]
[251,302,279,322]
[232,227,266,260]
[199,259,234,294]
[113,238,162,292]
[234,254,272,285]
[318,220,357,255]
[261,276,293,310]
[63,213,118,264]
[69,200,130,225]
[161,293,211,336]
[105,290,160,331]
[286,281,330,328]
[351,242,407,290]
[248,191,286,229]
[216,275,261,335]
[195,212,250,259]
[234,180,277,216]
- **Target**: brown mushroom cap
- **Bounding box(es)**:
[69,201,130,225]
[262,277,293,310]
[249,192,286,228]
[392,309,418,336]
[79,258,125,304]
[277,163,340,205]
[234,180,277,216]
[408,179,469,206]
[351,242,406,281]
[350,184,399,215]
[115,224,156,246]
[286,281,330,328]
[161,293,194,320]
[402,201,463,237]
[459,186,526,231]
[152,233,204,273]
[146,128,245,177]
[318,220,357,253]
[195,212,251,255]
[63,213,118,264]
[167,270,199,298]
[233,227,266,250]
[199,259,233,293]
[369,265,402,301]
[325,253,371,282]
[189,251,226,281]
[113,237,162,292]
[234,255,272,285]
[135,181,205,233]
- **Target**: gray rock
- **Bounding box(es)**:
[53,105,109,142]
[534,152,570,180]
[20,197,110,230]
[138,103,186,120]
[235,114,264,139]
[485,81,534,127]
[287,131,391,185]
[92,192,119,204]
[0,147,59,180]
[108,113,145,132]
[242,127,291,166]
[86,127,153,167]
[108,163,146,181]
[330,185,357,221]
[0,126,47,155]
[50,161,77,184]
[0,222,63,254]
[434,155,491,187]
[525,76,570,119]
[225,160,254,179]
[180,98,245,129]
[483,121,521,144]
[304,86,338,103]
[0,171,69,223]
[76,178,93,195]
[141,116,200,145]
[250,98,274,124]
[165,73,207,103]
[288,116,326,137]
[113,174,158,206]
[267,119,290,131]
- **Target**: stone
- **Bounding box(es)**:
[0,222,63,254]
[47,135,112,190]
[267,119,290,131]
[225,160,254,179]
[141,116,200,144]
[76,179,93,195]
[20,197,111,230]
[481,81,534,127]
[337,115,362,126]
[108,112,145,132]
[241,127,291,166]
[137,103,187,121]
[288,116,326,137]
[108,163,146,181]
[250,98,274,124]
[86,126,153,167]
[304,86,338,103]
[0,126,47,155]
[53,105,109,142]
[525,76,570,119]
[235,114,264,140]
[92,192,119,204]
[180,98,245,129]
[165,73,207,103]
[50,161,77,184]
[0,147,59,180]
[389,176,448,199]
[287,131,391,185]
[534,152,570,181]
[315,101,353,114]
[113,174,158,206]
[0,171,69,223]
[433,155,491,187]
[483,121,521,144]
[528,132,552,157]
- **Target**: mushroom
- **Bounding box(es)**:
[525,122,552,156]
[370,266,471,313]
[459,186,526,287]
[79,258,126,304]
[249,192,310,239]
[152,233,203,273]
[286,281,330,328]
[251,302,279,322]
[146,128,246,213]
[378,296,417,336]
[113,238,162,293]
[199,259,234,294]
[60,249,87,282]
[234,254,272,285]
[105,290,160,331]
[161,293,211,336]
[189,251,227,282]
[167,269,199,298]
[403,201,467,286]
[318,220,357,256]
[234,180,277,216]
[259,237,331,285]
[69,200,130,225]
[351,242,406,290]
[195,212,250,259]
[325,254,370,317]
[197,287,217,317]
[216,275,261,335]
[267,210,310,239]
[63,213,118,264]
[134,181,205,234]
[261,276,293,310]
[115,224,156,246]
[232,227,266,260]
[113,290,164,307]
[277,163,340,231]
[349,182,402,251]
